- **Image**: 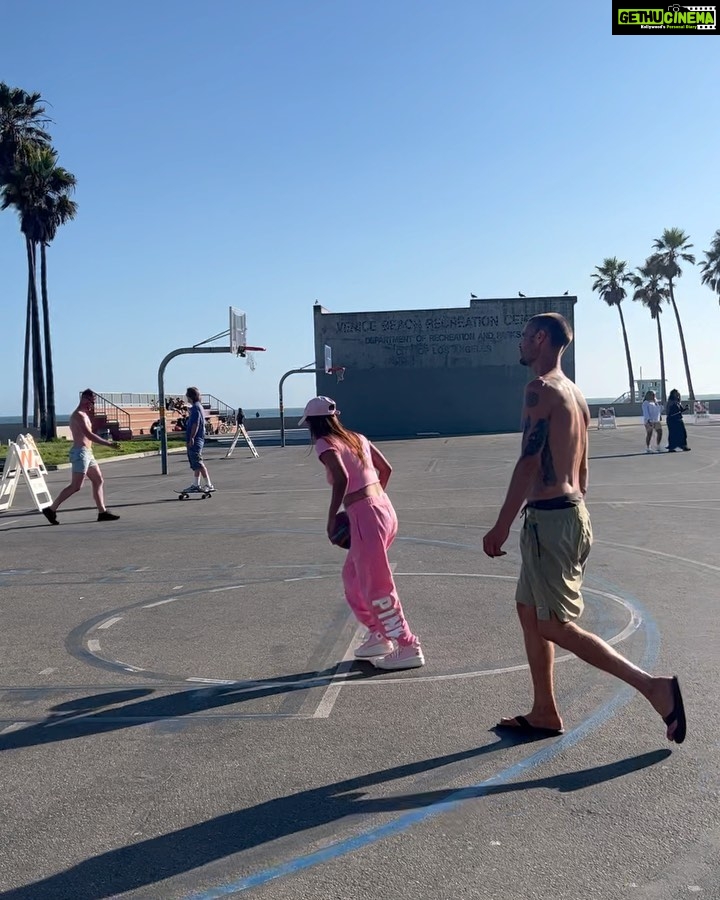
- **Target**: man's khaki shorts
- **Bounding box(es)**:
[515,501,593,622]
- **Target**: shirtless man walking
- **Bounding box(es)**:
[42,389,121,525]
[483,313,686,744]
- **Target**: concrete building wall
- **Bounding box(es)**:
[312,296,576,438]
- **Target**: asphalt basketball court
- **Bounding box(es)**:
[0,421,718,899]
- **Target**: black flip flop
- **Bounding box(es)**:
[495,715,564,738]
[663,676,687,744]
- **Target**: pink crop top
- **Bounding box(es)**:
[314,434,379,494]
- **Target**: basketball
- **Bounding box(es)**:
[330,511,351,549]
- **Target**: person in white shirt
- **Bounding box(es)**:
[641,390,663,453]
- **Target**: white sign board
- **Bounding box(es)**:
[0,435,53,513]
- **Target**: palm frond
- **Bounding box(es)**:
[590,256,633,307]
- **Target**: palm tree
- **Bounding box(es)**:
[1,145,77,438]
[1,84,53,428]
[0,83,52,184]
[649,228,696,401]
[632,263,670,405]
[39,192,78,437]
[591,257,636,402]
[700,229,720,303]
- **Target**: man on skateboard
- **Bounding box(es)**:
[181,386,215,495]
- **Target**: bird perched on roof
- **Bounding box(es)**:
[470,293,478,299]
[563,290,569,295]
[518,291,526,298]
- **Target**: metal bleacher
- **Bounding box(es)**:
[93,392,236,439]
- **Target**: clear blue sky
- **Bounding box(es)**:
[1,0,718,415]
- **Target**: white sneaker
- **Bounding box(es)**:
[203,483,216,492]
[373,642,425,670]
[354,632,394,659]
[645,448,653,454]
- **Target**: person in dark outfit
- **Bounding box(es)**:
[666,389,691,452]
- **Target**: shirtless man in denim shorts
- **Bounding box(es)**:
[42,389,121,525]
[482,313,686,744]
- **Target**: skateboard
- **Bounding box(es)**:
[174,489,215,500]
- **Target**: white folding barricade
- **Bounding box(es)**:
[694,401,711,424]
[0,434,53,514]
[224,424,260,459]
[597,407,617,429]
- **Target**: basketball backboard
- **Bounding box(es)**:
[229,308,247,356]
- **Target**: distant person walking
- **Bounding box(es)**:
[42,389,121,524]
[182,387,215,493]
[236,407,246,427]
[482,313,686,744]
[641,390,663,453]
[666,389,691,452]
[300,396,425,670]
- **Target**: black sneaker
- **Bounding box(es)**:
[97,510,120,522]
[42,507,58,525]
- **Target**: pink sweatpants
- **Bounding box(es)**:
[342,494,417,645]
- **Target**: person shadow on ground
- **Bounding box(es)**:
[0,676,671,899]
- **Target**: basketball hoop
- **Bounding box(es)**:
[236,345,266,372]
[328,366,345,383]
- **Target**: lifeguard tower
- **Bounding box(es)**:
[612,377,666,405]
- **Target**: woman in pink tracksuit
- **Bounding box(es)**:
[299,396,424,670]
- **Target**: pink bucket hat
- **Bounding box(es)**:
[298,396,340,426]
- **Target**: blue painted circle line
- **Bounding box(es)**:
[181,582,660,899]
[81,573,641,687]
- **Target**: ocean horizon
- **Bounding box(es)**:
[2,395,718,425]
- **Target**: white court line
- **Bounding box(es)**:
[313,625,364,719]
[78,574,642,691]
[98,616,123,630]
[284,575,326,583]
[45,712,93,728]
[172,585,184,590]
[314,562,399,717]
[0,722,28,734]
[591,497,720,505]
[595,539,720,574]
[0,520,19,528]
[38,668,56,675]
[207,585,246,594]
[143,598,178,608]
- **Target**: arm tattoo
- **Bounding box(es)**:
[525,390,540,408]
[522,418,548,458]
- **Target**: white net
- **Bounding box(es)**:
[246,351,257,372]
